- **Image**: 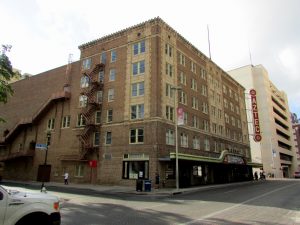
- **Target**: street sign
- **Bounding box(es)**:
[35,143,47,150]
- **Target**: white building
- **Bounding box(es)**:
[228,65,297,178]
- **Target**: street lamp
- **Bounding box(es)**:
[171,86,182,190]
[41,131,51,192]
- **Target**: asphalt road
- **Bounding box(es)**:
[3,180,300,225]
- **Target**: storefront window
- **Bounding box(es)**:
[122,161,149,179]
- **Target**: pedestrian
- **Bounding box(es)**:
[64,172,69,185]
[155,172,160,189]
[254,171,258,181]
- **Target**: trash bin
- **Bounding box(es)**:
[136,179,143,191]
[144,180,151,192]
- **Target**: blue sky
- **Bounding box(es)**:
[1,0,300,116]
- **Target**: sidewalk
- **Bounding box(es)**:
[1,179,255,196]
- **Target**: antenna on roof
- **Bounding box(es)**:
[248,41,253,66]
[207,25,212,60]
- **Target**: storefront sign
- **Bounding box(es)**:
[249,89,262,142]
[224,155,245,164]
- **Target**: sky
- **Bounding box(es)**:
[1,0,300,116]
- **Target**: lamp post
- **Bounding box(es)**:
[41,131,51,192]
[171,86,182,190]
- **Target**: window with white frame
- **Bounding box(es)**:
[192,115,199,128]
[47,118,55,130]
[166,63,173,77]
[166,106,174,121]
[218,125,223,135]
[100,52,106,64]
[96,91,103,103]
[204,138,210,151]
[133,40,145,55]
[203,120,209,131]
[131,82,144,97]
[131,104,144,120]
[225,113,229,123]
[166,83,173,98]
[75,165,84,177]
[98,70,104,83]
[193,136,200,150]
[192,97,198,110]
[132,60,145,75]
[109,69,116,81]
[179,71,186,85]
[166,129,175,145]
[230,102,234,111]
[77,114,86,127]
[80,76,89,88]
[82,58,91,70]
[105,132,112,145]
[202,102,208,114]
[224,99,228,108]
[79,95,88,107]
[95,111,101,124]
[212,123,217,134]
[61,116,70,128]
[236,106,240,115]
[111,50,117,62]
[108,89,114,102]
[94,132,100,146]
[229,89,233,98]
[107,109,113,122]
[165,43,172,57]
[218,109,222,119]
[130,128,144,144]
[201,85,207,96]
[226,128,230,138]
[223,85,227,94]
[191,78,197,91]
[180,133,188,147]
[179,91,187,105]
[211,106,216,118]
[200,68,207,80]
[179,53,185,66]
[191,61,196,73]
[231,116,235,126]
[183,112,188,125]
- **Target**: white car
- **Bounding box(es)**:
[0,185,60,225]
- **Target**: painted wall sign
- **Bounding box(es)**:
[249,89,262,142]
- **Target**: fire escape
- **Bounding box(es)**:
[78,63,105,159]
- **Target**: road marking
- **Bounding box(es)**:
[223,189,237,194]
[179,182,299,225]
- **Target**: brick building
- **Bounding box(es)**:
[0,18,253,187]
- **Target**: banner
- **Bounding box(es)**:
[177,107,184,125]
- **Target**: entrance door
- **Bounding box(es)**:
[37,165,51,182]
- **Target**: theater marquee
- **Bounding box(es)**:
[250,89,262,142]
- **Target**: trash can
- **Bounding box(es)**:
[144,180,151,192]
[136,179,143,191]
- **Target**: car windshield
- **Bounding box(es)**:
[0,185,20,195]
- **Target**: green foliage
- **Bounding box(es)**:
[0,45,17,123]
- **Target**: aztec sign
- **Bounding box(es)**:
[250,89,262,142]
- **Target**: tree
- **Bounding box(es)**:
[0,45,18,123]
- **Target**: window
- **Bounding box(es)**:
[179,53,185,66]
[180,133,188,147]
[212,123,217,134]
[109,69,116,81]
[61,116,70,128]
[193,136,200,150]
[133,40,145,55]
[191,78,197,91]
[179,91,187,105]
[105,132,112,145]
[132,60,145,75]
[200,68,207,80]
[94,132,100,146]
[99,71,104,83]
[131,104,144,119]
[80,76,89,88]
[229,89,233,98]
[77,114,86,127]
[100,52,106,64]
[204,138,210,151]
[75,165,84,177]
[166,106,174,121]
[97,91,103,103]
[166,83,173,98]
[192,116,199,128]
[166,129,175,145]
[201,85,207,96]
[180,72,186,85]
[130,128,144,144]
[123,160,149,179]
[107,109,113,122]
[166,63,173,77]
[237,119,241,128]
[203,120,209,131]
[230,102,234,112]
[202,102,208,114]
[224,99,228,108]
[192,97,198,110]
[108,89,114,101]
[236,106,240,115]
[211,106,216,118]
[218,125,223,135]
[47,118,55,130]
[234,93,239,101]
[111,50,117,62]
[218,109,222,119]
[231,116,235,126]
[214,141,218,152]
[95,111,101,124]
[225,113,229,123]
[131,82,144,97]
[79,95,88,107]
[165,43,172,57]
[223,85,227,94]
[191,61,196,73]
[82,58,91,70]
[184,112,188,125]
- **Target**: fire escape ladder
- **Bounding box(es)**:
[78,64,104,159]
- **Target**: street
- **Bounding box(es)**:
[2,180,300,225]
